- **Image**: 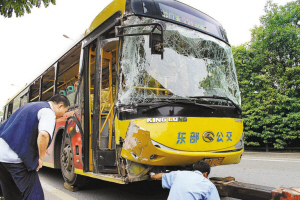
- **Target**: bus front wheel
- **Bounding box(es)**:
[60,132,84,186]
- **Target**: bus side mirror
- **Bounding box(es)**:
[150,33,164,59]
[115,23,164,59]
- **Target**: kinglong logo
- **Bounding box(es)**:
[147,117,187,123]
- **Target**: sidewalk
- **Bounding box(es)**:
[243,151,300,159]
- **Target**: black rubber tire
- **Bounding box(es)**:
[60,132,85,186]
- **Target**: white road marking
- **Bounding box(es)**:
[243,158,300,163]
[41,181,78,200]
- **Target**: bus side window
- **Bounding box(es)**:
[7,102,13,119]
[41,67,55,101]
[12,94,22,113]
[20,93,28,107]
[29,78,41,102]
[57,44,81,108]
[3,105,7,121]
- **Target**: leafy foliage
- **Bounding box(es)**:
[0,0,56,18]
[233,0,300,149]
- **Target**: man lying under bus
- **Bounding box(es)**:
[151,161,220,200]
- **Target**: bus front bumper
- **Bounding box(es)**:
[121,122,243,166]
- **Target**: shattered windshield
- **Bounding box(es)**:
[119,17,241,106]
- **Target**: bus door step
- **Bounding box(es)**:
[94,149,118,174]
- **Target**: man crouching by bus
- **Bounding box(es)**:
[0,94,70,200]
[151,161,220,200]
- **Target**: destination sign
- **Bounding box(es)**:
[158,3,219,36]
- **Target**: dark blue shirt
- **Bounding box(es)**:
[0,102,52,171]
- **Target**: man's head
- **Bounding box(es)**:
[193,160,211,178]
[48,94,70,118]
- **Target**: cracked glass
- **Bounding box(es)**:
[118,17,241,106]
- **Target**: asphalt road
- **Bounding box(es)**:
[39,152,300,200]
[40,168,169,200]
[210,152,300,188]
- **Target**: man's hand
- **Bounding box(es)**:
[150,172,164,180]
[36,158,43,171]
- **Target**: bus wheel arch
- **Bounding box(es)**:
[54,128,64,168]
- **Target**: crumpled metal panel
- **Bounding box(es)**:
[121,122,154,181]
[122,122,152,162]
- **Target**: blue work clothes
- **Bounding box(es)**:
[0,104,55,164]
[162,170,220,200]
[0,102,54,171]
[0,102,56,200]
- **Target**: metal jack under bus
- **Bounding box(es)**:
[210,177,300,200]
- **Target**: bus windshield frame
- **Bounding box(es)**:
[117,16,241,106]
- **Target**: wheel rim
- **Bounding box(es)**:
[61,143,73,173]
[60,132,83,186]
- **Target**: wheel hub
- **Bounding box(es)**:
[61,145,72,171]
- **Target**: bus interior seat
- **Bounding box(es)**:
[59,90,66,95]
[66,86,75,94]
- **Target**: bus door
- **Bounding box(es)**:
[90,38,118,173]
[88,44,96,172]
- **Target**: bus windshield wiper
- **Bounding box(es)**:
[189,95,242,114]
[142,99,216,114]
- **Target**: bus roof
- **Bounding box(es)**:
[4,84,28,105]
[85,0,127,35]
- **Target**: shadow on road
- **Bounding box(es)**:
[39,167,169,200]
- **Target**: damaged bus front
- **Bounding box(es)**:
[2,0,244,187]
[115,1,243,181]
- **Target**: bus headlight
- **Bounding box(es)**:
[151,140,177,152]
[234,132,244,149]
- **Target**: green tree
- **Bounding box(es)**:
[0,0,56,18]
[233,0,300,149]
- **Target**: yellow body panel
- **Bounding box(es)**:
[85,0,127,35]
[116,117,243,166]
[136,117,242,151]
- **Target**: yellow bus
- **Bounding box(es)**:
[2,0,243,186]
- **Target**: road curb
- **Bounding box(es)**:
[243,151,300,159]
